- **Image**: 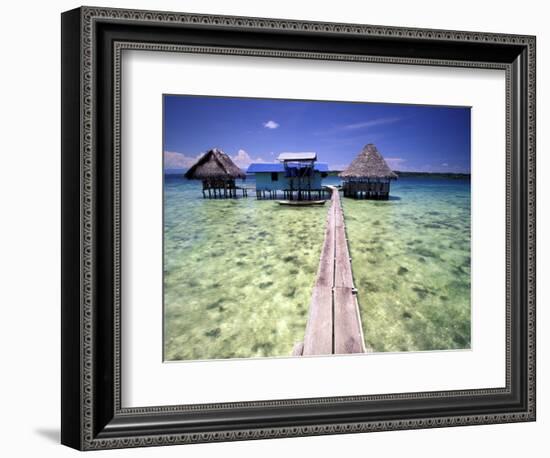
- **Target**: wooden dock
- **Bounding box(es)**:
[295,186,366,356]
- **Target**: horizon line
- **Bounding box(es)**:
[164,168,471,175]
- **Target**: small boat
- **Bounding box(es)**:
[276,200,327,206]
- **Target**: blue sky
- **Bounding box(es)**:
[164,95,471,173]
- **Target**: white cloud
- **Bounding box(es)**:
[315,117,402,136]
[342,117,402,131]
[231,149,266,168]
[165,149,265,170]
[164,151,203,169]
[442,163,449,167]
[263,120,280,129]
[385,157,406,169]
[344,118,401,130]
[329,164,349,172]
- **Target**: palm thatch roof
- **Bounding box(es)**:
[339,144,398,179]
[184,148,246,180]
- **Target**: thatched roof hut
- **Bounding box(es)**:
[339,144,397,180]
[184,148,246,181]
[339,144,397,200]
[184,148,246,198]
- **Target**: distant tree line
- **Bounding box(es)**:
[326,170,470,179]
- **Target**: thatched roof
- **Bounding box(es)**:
[339,144,398,179]
[184,148,246,180]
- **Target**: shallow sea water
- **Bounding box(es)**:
[164,175,471,360]
[343,177,471,352]
[164,176,326,361]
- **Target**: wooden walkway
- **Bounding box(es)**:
[293,186,366,356]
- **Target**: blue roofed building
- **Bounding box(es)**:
[247,154,329,200]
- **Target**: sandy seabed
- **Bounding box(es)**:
[164,176,470,360]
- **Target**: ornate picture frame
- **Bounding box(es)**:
[61,6,536,450]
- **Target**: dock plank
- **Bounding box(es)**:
[292,341,304,356]
[333,287,365,354]
[334,223,354,288]
[315,204,335,288]
[302,285,333,355]
[333,191,354,288]
[299,186,365,356]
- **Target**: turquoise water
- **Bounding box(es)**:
[343,177,471,352]
[164,175,471,360]
[164,176,327,361]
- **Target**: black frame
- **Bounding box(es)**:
[61,6,536,450]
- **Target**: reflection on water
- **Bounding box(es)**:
[164,175,471,360]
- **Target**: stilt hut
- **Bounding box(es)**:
[184,148,246,198]
[247,162,329,200]
[277,152,323,201]
[339,144,397,200]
